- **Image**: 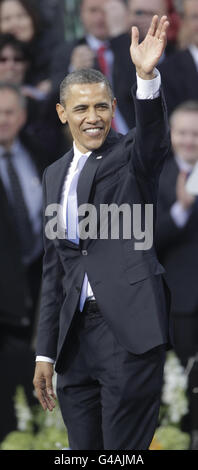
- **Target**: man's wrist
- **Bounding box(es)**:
[136,68,161,100]
[136,68,156,80]
[36,355,55,364]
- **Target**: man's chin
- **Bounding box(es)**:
[83,137,105,151]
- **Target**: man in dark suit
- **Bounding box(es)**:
[155,100,198,448]
[33,16,173,450]
[159,0,198,115]
[0,83,45,441]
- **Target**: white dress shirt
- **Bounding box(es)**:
[36,69,161,364]
[188,44,198,71]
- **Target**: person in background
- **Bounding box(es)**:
[0,0,63,95]
[127,0,176,57]
[0,83,45,441]
[155,101,198,449]
[35,0,65,45]
[0,32,68,164]
[159,0,198,114]
[165,0,181,46]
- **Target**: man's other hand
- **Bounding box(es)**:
[33,362,56,412]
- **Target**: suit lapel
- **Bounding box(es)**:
[77,128,119,210]
[49,148,74,206]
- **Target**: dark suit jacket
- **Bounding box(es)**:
[159,48,198,115]
[0,133,46,329]
[51,34,136,129]
[36,86,173,373]
[155,155,198,315]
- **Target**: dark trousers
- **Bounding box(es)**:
[57,301,166,450]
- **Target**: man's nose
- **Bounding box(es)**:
[86,108,99,123]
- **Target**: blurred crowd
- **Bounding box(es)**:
[0,0,198,450]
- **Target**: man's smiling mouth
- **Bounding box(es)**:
[83,127,104,136]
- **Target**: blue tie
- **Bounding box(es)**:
[66,154,89,311]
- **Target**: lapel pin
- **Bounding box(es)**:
[96,156,103,160]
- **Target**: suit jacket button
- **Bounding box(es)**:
[82,250,88,256]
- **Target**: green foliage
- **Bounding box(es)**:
[155,425,190,450]
[0,384,69,450]
[1,432,34,450]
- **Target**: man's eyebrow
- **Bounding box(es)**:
[72,102,110,111]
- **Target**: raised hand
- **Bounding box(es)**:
[130,15,169,80]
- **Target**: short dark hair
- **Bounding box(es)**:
[170,100,198,126]
[59,68,115,107]
[0,33,29,59]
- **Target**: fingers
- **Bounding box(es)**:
[147,15,159,37]
[147,15,169,41]
[131,26,139,48]
[36,382,56,412]
[37,383,56,412]
[33,363,56,412]
[156,16,170,42]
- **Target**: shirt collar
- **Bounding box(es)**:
[73,141,91,166]
[189,44,198,69]
[0,138,21,159]
[175,155,194,172]
[86,34,109,51]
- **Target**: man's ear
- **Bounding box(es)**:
[112,98,117,118]
[56,103,67,124]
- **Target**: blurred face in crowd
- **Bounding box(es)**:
[0,44,28,84]
[128,0,166,40]
[80,0,109,40]
[0,0,35,42]
[183,0,198,47]
[171,110,198,165]
[56,82,116,153]
[0,88,26,148]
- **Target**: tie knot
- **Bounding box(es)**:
[98,45,107,54]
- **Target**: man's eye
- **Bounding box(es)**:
[97,105,108,109]
[74,107,86,112]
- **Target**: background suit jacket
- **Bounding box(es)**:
[36,87,173,373]
[155,155,198,315]
[0,133,47,330]
[159,49,198,115]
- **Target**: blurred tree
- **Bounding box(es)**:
[64,0,84,40]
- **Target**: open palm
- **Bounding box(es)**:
[130,15,169,77]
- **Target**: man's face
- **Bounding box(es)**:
[80,0,109,40]
[0,45,28,84]
[183,0,198,47]
[0,89,26,147]
[128,0,166,40]
[56,82,116,154]
[171,110,198,165]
